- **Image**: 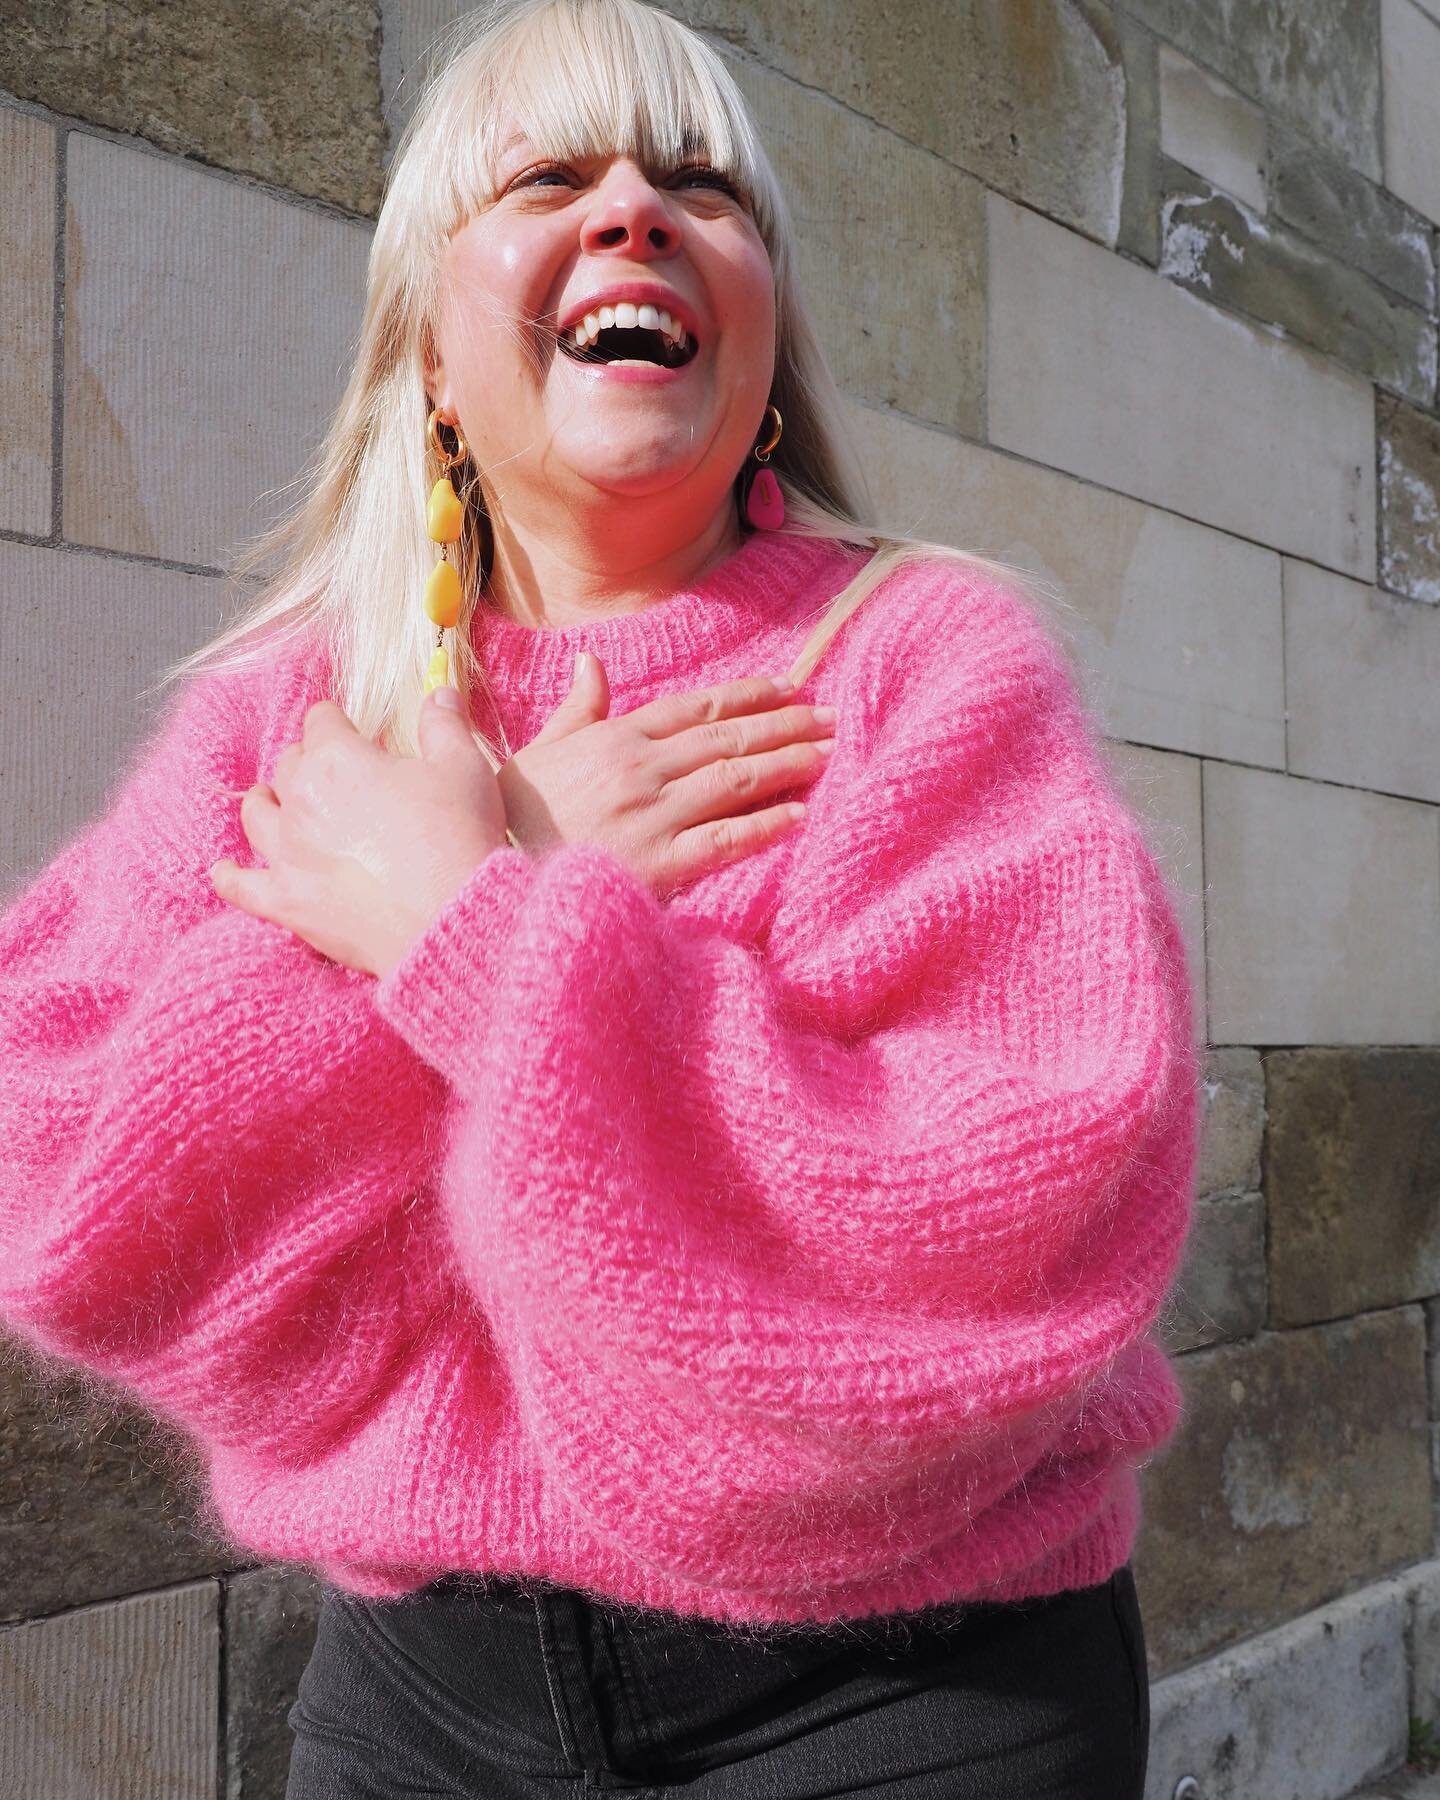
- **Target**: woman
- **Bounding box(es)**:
[0,0,1199,1794]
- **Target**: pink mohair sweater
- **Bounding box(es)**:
[0,530,1200,1627]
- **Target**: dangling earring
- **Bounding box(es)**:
[423,408,467,693]
[742,404,785,529]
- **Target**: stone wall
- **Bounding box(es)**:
[1,2,1438,1796]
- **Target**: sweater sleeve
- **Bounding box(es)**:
[372,567,1203,1596]
[0,655,453,1466]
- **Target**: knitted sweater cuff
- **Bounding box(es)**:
[371,842,534,1087]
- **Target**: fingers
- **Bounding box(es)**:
[664,739,834,828]
[663,801,808,890]
[237,781,282,861]
[208,853,275,920]
[628,675,798,741]
[653,700,837,782]
[300,699,358,747]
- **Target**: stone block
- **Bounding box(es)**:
[0,539,232,889]
[1132,1309,1431,1678]
[1379,394,1440,607]
[382,0,467,147]
[1201,761,1440,1047]
[1195,1047,1265,1198]
[1159,171,1437,406]
[729,59,985,435]
[845,397,1287,773]
[1426,1298,1440,1417]
[0,1344,238,1626]
[670,0,1128,246]
[0,1580,219,1798]
[1143,1567,1411,1800]
[1158,43,1266,212]
[1413,1558,1440,1732]
[1154,1189,1266,1353]
[0,107,55,537]
[1383,0,1440,227]
[1120,0,1382,181]
[0,2,386,217]
[62,132,370,568]
[1269,120,1436,313]
[987,191,1376,581]
[1264,1049,1440,1329]
[1285,559,1440,804]
[223,1565,323,1800]
[1114,10,1161,267]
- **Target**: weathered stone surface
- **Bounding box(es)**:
[988,190,1376,582]
[1114,9,1161,267]
[1202,762,1440,1047]
[730,58,985,435]
[0,1344,239,1626]
[1411,1560,1440,1741]
[0,1580,219,1798]
[1383,0,1440,228]
[1196,1048,1265,1197]
[1379,394,1440,607]
[1264,1050,1440,1329]
[846,396,1287,774]
[1132,1309,1430,1677]
[63,132,370,568]
[1119,0,1382,181]
[1159,170,1438,406]
[1285,559,1440,805]
[223,1565,323,1800]
[1270,120,1436,312]
[1426,1298,1440,1418]
[1144,1567,1411,1800]
[1158,42,1266,211]
[0,106,55,537]
[671,0,1128,245]
[0,539,232,885]
[0,1,386,218]
[1155,1189,1266,1353]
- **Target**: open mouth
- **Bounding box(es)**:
[556,303,699,369]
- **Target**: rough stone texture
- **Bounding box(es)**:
[223,1565,323,1800]
[0,1580,220,1799]
[1114,9,1161,267]
[671,0,1128,245]
[1155,1189,1267,1353]
[1269,120,1436,312]
[1202,762,1440,1048]
[1143,1566,1411,1800]
[1196,1047,1265,1197]
[1353,1771,1440,1799]
[1118,0,1382,181]
[1379,394,1440,607]
[0,106,55,537]
[0,0,387,218]
[1132,1309,1431,1678]
[0,539,234,886]
[1413,1560,1440,1746]
[729,58,985,436]
[1382,0,1440,228]
[1158,42,1266,211]
[988,189,1377,582]
[0,1345,238,1627]
[1264,1050,1440,1330]
[1285,559,1440,805]
[62,131,370,569]
[1158,170,1438,406]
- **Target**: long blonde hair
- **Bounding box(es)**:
[156,0,1069,766]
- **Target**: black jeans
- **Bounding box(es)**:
[285,1563,1149,1798]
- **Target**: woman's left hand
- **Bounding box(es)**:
[209,690,510,981]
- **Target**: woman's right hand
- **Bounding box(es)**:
[494,652,837,898]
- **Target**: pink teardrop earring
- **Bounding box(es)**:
[743,404,786,530]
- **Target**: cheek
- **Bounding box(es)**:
[715,242,778,371]
[441,227,557,399]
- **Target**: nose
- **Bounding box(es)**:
[579,159,678,259]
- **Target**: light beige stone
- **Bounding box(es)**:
[843,399,1286,770]
[1158,43,1267,212]
[62,134,370,568]
[1383,0,1440,226]
[1202,761,1440,1046]
[0,108,56,536]
[1285,559,1440,804]
[0,1581,218,1798]
[987,192,1377,582]
[0,539,234,890]
[382,0,468,148]
[731,61,984,435]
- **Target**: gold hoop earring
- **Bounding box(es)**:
[743,404,785,529]
[423,408,468,692]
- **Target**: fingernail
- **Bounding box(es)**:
[769,674,795,691]
[812,704,838,725]
[433,685,463,712]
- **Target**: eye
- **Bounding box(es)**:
[672,165,742,198]
[506,161,575,192]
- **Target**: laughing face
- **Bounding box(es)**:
[425,126,779,530]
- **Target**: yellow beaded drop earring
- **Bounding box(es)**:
[423,408,468,693]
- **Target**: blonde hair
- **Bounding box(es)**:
[156,0,1070,766]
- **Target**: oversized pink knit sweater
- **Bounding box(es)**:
[0,531,1199,1627]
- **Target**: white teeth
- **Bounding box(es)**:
[582,311,600,343]
[598,304,616,330]
[613,301,639,329]
[636,303,661,331]
[564,303,694,356]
